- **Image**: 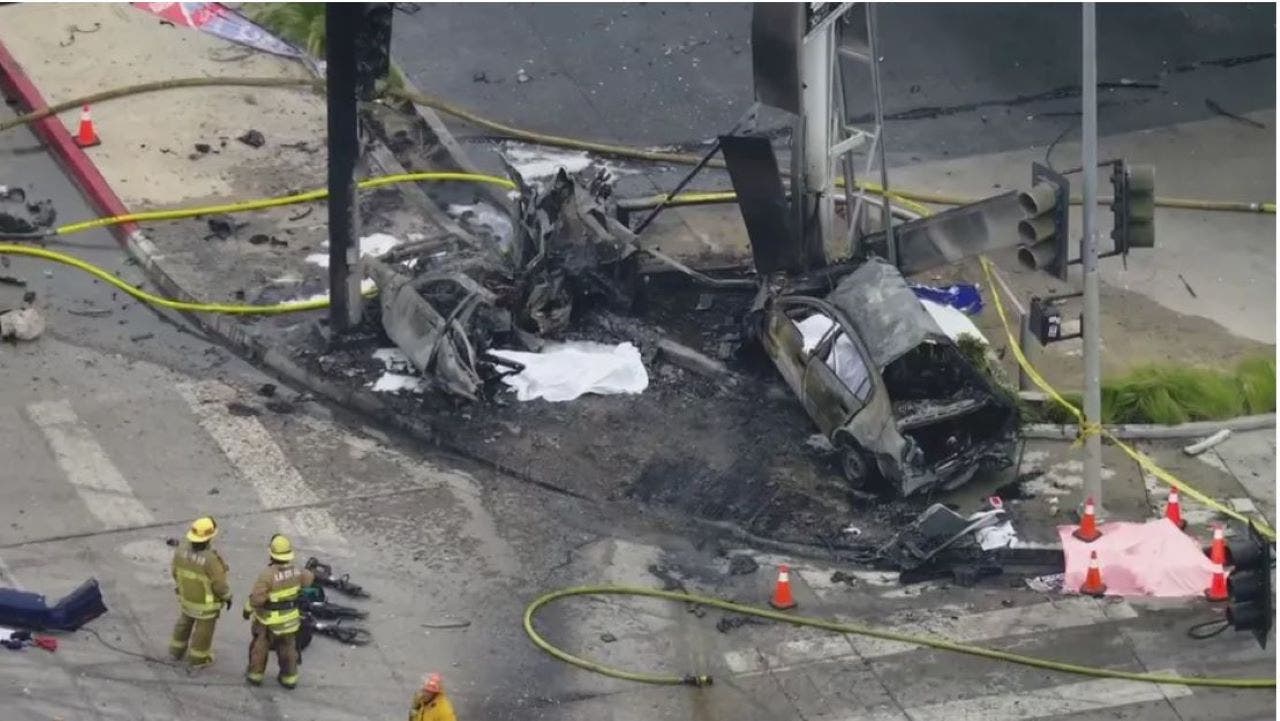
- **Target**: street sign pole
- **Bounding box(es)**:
[1080,2,1103,511]
[326,3,363,333]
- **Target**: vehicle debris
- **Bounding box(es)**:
[305,556,369,598]
[716,614,769,633]
[876,503,1006,571]
[237,128,266,148]
[727,555,759,575]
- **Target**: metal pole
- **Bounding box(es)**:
[1080,2,1103,511]
[1018,313,1033,391]
[800,15,834,262]
[326,4,363,333]
[866,3,895,266]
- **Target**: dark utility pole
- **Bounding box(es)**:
[325,3,392,333]
[326,3,362,333]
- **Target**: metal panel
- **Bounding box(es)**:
[750,3,804,114]
[719,134,799,275]
[862,190,1023,275]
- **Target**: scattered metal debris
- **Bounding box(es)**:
[716,614,769,633]
[237,129,266,148]
[205,215,240,239]
[225,401,260,417]
[727,555,759,575]
[1177,273,1198,298]
[876,504,1006,571]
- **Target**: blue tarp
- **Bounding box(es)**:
[0,578,107,631]
[910,283,983,316]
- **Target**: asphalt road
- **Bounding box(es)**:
[393,2,1275,165]
[0,65,1275,721]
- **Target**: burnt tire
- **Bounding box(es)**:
[839,442,887,495]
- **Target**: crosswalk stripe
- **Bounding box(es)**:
[26,399,154,530]
[175,381,349,552]
[837,671,1191,721]
[724,596,1138,675]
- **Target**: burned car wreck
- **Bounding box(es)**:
[753,257,1019,497]
[358,153,1017,502]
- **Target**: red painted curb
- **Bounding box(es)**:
[0,38,136,243]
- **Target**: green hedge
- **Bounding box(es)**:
[1031,356,1276,425]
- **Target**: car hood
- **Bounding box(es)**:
[825,257,949,370]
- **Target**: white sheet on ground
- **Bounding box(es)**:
[1058,519,1219,597]
[489,341,648,402]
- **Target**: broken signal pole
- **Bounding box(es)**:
[325,3,392,334]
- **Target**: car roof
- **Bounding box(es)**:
[825,257,950,369]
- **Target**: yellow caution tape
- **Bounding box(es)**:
[979,256,1275,540]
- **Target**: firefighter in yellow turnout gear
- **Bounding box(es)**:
[169,516,232,669]
[409,673,458,721]
[243,534,314,689]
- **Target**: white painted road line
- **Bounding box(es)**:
[26,399,155,530]
[176,381,348,552]
[838,671,1191,721]
[725,596,1138,675]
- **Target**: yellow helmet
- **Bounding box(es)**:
[269,534,295,562]
[186,516,218,543]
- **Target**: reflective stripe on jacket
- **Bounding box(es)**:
[249,565,310,634]
[171,543,229,619]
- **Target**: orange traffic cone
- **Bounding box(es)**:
[1164,488,1186,530]
[1079,551,1107,597]
[1205,563,1228,602]
[74,104,100,148]
[1207,524,1227,565]
[1072,497,1102,542]
[770,564,797,610]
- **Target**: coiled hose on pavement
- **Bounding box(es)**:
[523,586,1275,689]
[0,76,1273,215]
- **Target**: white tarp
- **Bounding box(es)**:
[489,341,649,402]
[793,314,871,397]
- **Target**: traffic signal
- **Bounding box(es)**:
[1016,163,1070,281]
[1225,521,1273,648]
[1109,162,1156,254]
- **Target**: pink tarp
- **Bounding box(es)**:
[1059,519,1217,597]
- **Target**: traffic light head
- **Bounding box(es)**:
[1016,163,1070,281]
[1110,162,1155,253]
[1225,521,1273,648]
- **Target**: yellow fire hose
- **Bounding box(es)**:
[0,76,1273,215]
[523,586,1275,689]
